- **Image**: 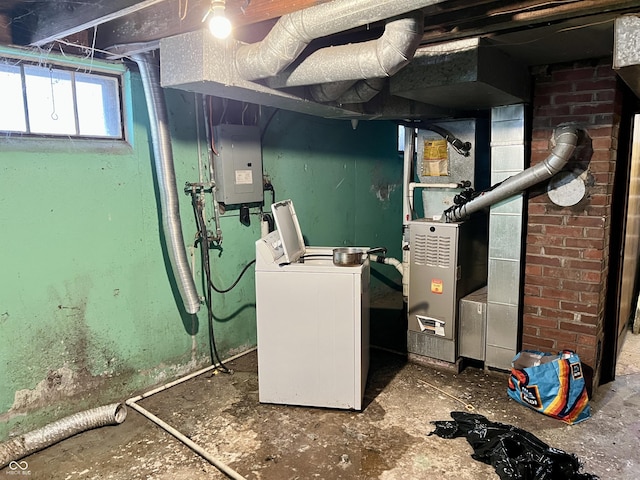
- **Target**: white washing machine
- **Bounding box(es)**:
[255,199,370,410]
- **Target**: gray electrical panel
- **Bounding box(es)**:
[213,124,263,205]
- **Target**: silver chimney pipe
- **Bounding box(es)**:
[235,0,445,81]
[132,52,201,315]
[444,126,580,222]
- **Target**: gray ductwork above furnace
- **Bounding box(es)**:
[390,38,530,110]
[614,14,640,99]
[159,0,530,120]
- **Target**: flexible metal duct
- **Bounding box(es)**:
[267,12,424,88]
[235,0,445,81]
[444,126,579,222]
[132,52,201,314]
[310,78,386,104]
[336,78,387,104]
[0,403,126,468]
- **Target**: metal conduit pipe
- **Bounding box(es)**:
[444,126,580,223]
[0,403,127,468]
[235,0,446,81]
[132,52,200,314]
[266,12,424,88]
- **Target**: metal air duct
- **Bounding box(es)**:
[265,12,424,89]
[132,52,201,315]
[235,0,444,81]
[444,126,579,222]
[310,78,386,104]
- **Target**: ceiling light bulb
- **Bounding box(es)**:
[208,6,232,39]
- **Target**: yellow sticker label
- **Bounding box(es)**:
[431,279,443,294]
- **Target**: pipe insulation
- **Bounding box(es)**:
[267,12,424,88]
[235,0,446,81]
[444,126,580,222]
[132,52,200,314]
[0,403,127,468]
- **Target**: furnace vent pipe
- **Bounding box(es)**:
[266,12,424,88]
[132,52,201,314]
[0,403,126,468]
[235,0,446,81]
[444,126,579,223]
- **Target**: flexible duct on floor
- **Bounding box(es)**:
[235,0,445,81]
[444,126,580,222]
[132,52,201,315]
[0,403,127,468]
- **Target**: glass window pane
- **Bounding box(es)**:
[24,65,76,135]
[0,64,27,132]
[76,72,122,138]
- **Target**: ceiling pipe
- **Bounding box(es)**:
[235,0,445,82]
[265,12,424,89]
[310,80,358,103]
[444,125,580,222]
[337,78,387,104]
[310,78,386,104]
[131,52,201,315]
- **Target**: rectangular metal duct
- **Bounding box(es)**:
[390,38,530,109]
[159,29,449,120]
[613,15,640,99]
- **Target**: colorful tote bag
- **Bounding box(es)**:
[507,350,591,424]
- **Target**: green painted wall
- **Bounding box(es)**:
[0,68,401,440]
[262,112,402,294]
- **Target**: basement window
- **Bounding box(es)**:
[0,51,124,140]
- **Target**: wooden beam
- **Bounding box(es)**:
[95,0,332,49]
[28,0,170,46]
[419,0,640,44]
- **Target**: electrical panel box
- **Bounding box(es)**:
[213,124,263,205]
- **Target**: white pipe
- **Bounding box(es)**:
[401,126,415,301]
[126,401,246,480]
[370,255,403,275]
[402,127,414,226]
[127,348,256,479]
[408,182,461,216]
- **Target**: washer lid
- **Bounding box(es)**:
[272,199,305,263]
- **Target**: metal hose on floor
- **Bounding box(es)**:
[0,403,127,469]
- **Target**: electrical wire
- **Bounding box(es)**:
[208,259,256,294]
[189,188,257,371]
[190,190,230,373]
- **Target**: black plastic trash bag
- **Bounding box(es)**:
[429,412,599,480]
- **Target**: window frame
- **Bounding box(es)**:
[0,45,132,150]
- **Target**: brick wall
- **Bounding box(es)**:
[523,59,623,390]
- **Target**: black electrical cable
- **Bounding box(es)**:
[190,190,231,373]
[208,259,255,294]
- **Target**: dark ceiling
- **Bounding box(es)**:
[1,0,640,68]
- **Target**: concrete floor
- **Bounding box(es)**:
[2,297,640,480]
